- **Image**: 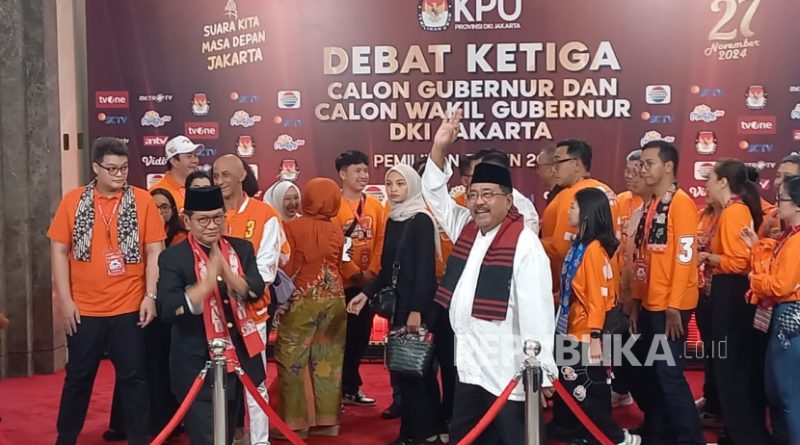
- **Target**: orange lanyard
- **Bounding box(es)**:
[97,200,120,248]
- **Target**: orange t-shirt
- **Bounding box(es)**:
[48,186,166,316]
[150,173,186,212]
[750,231,800,303]
[710,202,753,275]
[224,197,285,323]
[567,241,618,341]
[542,178,619,291]
[334,194,385,286]
[633,189,699,311]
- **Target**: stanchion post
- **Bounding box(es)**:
[209,338,230,445]
[522,340,543,445]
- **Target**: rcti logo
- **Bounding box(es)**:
[97,113,128,125]
[640,112,673,124]
[274,116,303,127]
[695,131,717,155]
[739,140,773,153]
[191,93,210,116]
[645,85,671,104]
[230,91,259,104]
[418,0,451,31]
[140,111,172,128]
[689,104,726,123]
[690,85,724,97]
[745,85,767,110]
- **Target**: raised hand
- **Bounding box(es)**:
[432,108,463,151]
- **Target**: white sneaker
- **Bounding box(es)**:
[611,391,634,408]
[617,429,641,445]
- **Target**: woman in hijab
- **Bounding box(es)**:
[348,163,444,445]
[274,178,346,439]
[264,180,301,221]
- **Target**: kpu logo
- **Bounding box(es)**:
[695,131,717,155]
[418,0,451,31]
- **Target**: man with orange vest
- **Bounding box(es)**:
[149,135,201,211]
[213,154,284,445]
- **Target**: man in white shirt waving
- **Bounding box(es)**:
[422,110,557,444]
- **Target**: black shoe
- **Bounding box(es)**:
[102,430,127,442]
[343,391,376,406]
[382,403,402,419]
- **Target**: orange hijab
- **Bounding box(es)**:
[286,178,343,266]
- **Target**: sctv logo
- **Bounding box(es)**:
[455,0,522,23]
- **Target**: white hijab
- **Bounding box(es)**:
[386,163,442,261]
[264,180,301,221]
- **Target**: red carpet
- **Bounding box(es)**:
[0,361,717,444]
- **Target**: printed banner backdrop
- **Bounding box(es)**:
[87,0,800,205]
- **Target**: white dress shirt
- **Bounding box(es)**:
[512,188,540,234]
[422,157,556,401]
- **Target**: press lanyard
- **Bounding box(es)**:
[351,195,366,231]
[97,200,120,249]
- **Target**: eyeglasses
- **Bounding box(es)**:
[96,163,129,176]
[640,160,659,171]
[191,214,225,227]
[552,158,577,168]
[776,195,794,203]
[466,190,509,203]
[157,204,172,212]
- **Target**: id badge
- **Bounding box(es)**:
[105,250,126,277]
[633,259,648,282]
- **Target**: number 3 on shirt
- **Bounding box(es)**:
[677,235,695,264]
[245,220,255,239]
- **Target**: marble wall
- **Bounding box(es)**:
[0,0,66,378]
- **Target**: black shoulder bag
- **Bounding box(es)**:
[370,217,414,320]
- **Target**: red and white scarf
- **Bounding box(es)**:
[188,235,264,372]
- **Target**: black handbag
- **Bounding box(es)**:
[385,328,436,377]
[370,218,414,320]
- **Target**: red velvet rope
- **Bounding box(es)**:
[150,368,208,445]
[552,380,614,445]
[455,376,521,445]
[237,368,309,445]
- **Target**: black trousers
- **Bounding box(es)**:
[433,311,456,424]
[182,380,243,445]
[450,381,524,445]
[56,313,150,445]
[553,341,625,444]
[396,369,444,441]
[342,286,373,395]
[109,317,179,435]
[632,309,705,445]
[710,274,769,445]
[694,291,721,414]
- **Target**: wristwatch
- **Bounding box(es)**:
[589,331,602,339]
[145,292,157,301]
